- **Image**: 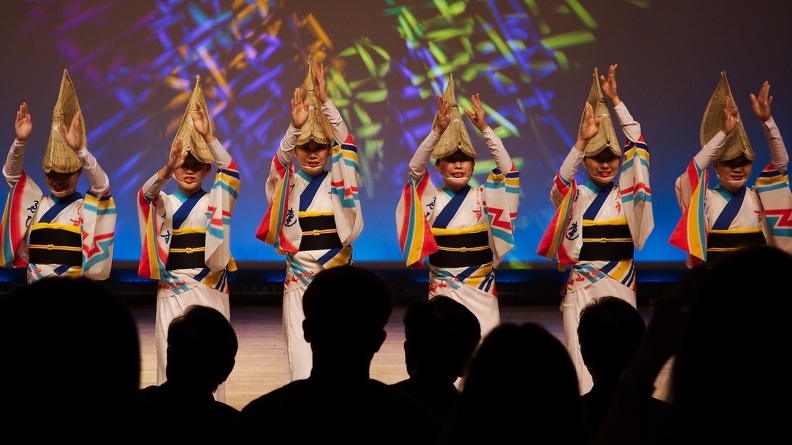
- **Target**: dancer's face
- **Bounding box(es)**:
[174,153,210,195]
[296,140,331,176]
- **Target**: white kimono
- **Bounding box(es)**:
[670,116,792,266]
[396,127,519,339]
[137,139,239,401]
[538,102,653,394]
[256,99,362,382]
[1,139,115,283]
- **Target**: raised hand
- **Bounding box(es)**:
[722,97,739,135]
[15,102,32,142]
[433,94,450,135]
[61,111,83,151]
[314,63,330,104]
[160,138,187,179]
[579,102,601,143]
[750,80,772,123]
[291,87,310,129]
[600,64,621,106]
[463,93,488,133]
[191,102,215,144]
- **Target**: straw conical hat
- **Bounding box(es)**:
[43,69,84,173]
[431,73,477,159]
[700,71,754,162]
[580,68,621,157]
[173,75,214,164]
[296,55,335,146]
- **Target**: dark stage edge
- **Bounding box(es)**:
[0,263,688,306]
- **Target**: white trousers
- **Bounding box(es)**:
[283,286,312,382]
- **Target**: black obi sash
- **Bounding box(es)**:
[578,221,634,261]
[28,226,82,266]
[299,215,343,251]
[706,229,766,266]
[166,232,206,270]
[429,230,493,268]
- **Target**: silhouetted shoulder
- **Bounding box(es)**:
[0,276,140,440]
[235,379,441,444]
[138,383,239,442]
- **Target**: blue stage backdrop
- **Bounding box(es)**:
[0,0,790,271]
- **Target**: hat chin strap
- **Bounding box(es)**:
[299,161,328,177]
[442,175,472,189]
[173,177,190,188]
[172,174,204,190]
[716,175,748,189]
[593,174,616,183]
[49,186,77,198]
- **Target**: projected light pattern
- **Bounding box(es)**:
[14,0,621,265]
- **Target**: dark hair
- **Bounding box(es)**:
[584,149,619,163]
[672,245,792,443]
[45,167,82,179]
[183,151,210,171]
[297,140,332,152]
[435,149,474,165]
[714,154,752,168]
[0,276,140,435]
[578,296,645,380]
[449,322,584,443]
[403,295,481,378]
[166,304,238,390]
[302,265,393,342]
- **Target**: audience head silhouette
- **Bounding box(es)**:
[446,322,585,444]
[137,304,239,443]
[302,264,393,371]
[578,295,646,383]
[576,295,674,444]
[0,276,140,438]
[392,295,480,438]
[234,265,441,444]
[166,304,238,393]
[403,295,481,381]
[671,245,792,443]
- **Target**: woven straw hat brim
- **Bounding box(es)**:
[700,71,755,162]
[173,75,214,164]
[43,69,83,174]
[433,118,476,159]
[296,112,333,146]
[581,68,621,158]
[432,73,477,159]
[296,56,334,147]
